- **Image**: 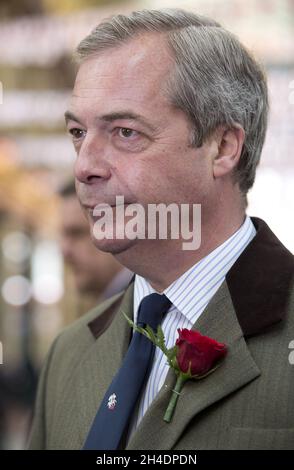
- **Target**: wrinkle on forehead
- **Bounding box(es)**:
[74,33,173,91]
[70,33,179,128]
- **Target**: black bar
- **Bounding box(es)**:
[0,450,293,467]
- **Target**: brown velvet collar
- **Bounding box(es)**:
[227,217,293,336]
[87,293,126,340]
[88,217,293,339]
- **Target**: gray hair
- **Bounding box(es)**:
[76,9,268,195]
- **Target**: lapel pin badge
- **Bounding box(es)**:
[107,393,117,410]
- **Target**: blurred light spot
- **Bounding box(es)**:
[1,275,32,306]
[33,275,63,305]
[32,241,63,304]
[2,231,32,264]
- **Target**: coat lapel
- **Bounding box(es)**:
[127,281,261,450]
[71,284,134,448]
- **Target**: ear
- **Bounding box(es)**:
[212,125,245,179]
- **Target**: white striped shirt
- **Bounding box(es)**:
[130,216,256,432]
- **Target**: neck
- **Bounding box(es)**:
[115,208,246,293]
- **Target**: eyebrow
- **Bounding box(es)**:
[64,111,83,125]
[64,110,158,133]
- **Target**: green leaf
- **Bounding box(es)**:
[144,324,158,345]
[123,312,160,346]
[166,346,177,360]
[123,312,151,339]
[157,326,168,355]
[123,312,135,329]
[166,346,177,368]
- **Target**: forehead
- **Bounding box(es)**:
[71,34,173,115]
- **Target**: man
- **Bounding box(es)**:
[59,180,133,310]
[29,9,294,450]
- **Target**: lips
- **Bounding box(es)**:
[82,197,134,209]
[83,202,129,210]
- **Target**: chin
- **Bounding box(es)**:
[91,236,137,255]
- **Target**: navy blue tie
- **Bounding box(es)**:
[83,293,171,450]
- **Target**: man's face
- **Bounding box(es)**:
[67,34,216,254]
[60,195,120,294]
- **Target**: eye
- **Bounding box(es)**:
[118,128,137,138]
[112,126,149,152]
[69,128,86,140]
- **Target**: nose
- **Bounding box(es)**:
[74,133,111,184]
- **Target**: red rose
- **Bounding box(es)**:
[124,312,228,423]
[175,328,227,377]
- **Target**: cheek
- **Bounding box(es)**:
[175,148,212,189]
[120,155,180,204]
[114,144,211,204]
[112,159,160,202]
[163,150,205,199]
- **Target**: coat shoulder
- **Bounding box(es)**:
[47,290,126,374]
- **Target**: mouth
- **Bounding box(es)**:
[82,198,135,209]
[82,202,134,222]
[83,203,129,211]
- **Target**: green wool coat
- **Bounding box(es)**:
[28,218,294,450]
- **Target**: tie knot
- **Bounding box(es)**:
[137,293,171,331]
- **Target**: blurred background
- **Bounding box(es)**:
[0,0,293,450]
